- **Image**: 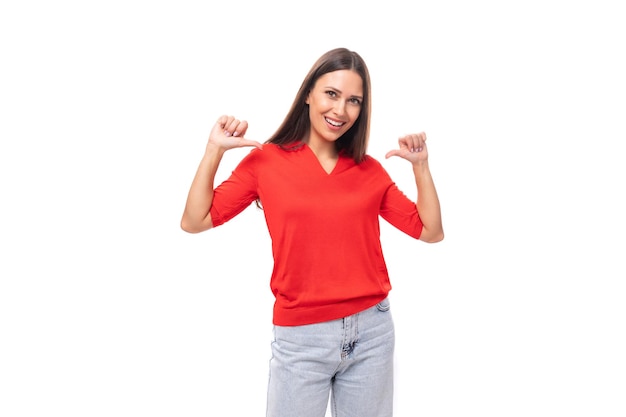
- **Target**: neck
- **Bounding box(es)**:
[306,137,337,160]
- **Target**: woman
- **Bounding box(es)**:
[181,47,443,417]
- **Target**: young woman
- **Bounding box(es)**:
[181,47,443,417]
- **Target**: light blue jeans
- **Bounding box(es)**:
[266,298,394,417]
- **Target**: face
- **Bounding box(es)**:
[305,69,364,146]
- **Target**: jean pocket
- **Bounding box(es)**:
[376,297,390,312]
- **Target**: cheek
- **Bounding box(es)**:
[309,96,327,112]
[348,106,362,122]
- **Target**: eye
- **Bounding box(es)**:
[326,90,337,98]
[349,97,362,105]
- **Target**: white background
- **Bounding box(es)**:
[1,1,625,416]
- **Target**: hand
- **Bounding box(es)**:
[207,115,263,152]
[385,132,429,164]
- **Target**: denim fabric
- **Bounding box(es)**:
[266,298,394,417]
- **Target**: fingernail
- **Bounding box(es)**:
[224,130,231,137]
[233,131,239,137]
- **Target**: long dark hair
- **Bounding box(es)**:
[266,48,372,163]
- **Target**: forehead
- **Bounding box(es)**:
[315,70,363,95]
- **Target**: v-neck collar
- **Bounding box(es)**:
[302,142,345,176]
[302,143,353,176]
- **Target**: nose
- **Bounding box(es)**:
[333,100,346,116]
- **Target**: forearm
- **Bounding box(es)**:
[180,145,225,233]
[413,161,444,242]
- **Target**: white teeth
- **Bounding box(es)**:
[325,117,344,127]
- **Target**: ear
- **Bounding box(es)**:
[305,90,311,105]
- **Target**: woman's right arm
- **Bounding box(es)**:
[180,115,262,233]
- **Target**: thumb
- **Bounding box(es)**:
[238,138,264,150]
[385,149,401,159]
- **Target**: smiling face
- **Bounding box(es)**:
[305,69,364,148]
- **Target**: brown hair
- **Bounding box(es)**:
[266,48,372,163]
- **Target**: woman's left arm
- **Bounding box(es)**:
[386,132,444,243]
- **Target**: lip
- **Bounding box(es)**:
[324,116,345,130]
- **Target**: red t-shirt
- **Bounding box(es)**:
[210,143,423,326]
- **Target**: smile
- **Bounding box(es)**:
[325,117,345,127]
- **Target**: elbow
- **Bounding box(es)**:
[419,228,444,243]
[180,218,197,233]
[428,231,445,243]
[180,216,212,234]
[180,222,197,234]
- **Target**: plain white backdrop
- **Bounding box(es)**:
[1,1,625,416]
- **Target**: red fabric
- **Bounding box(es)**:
[210,143,423,325]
